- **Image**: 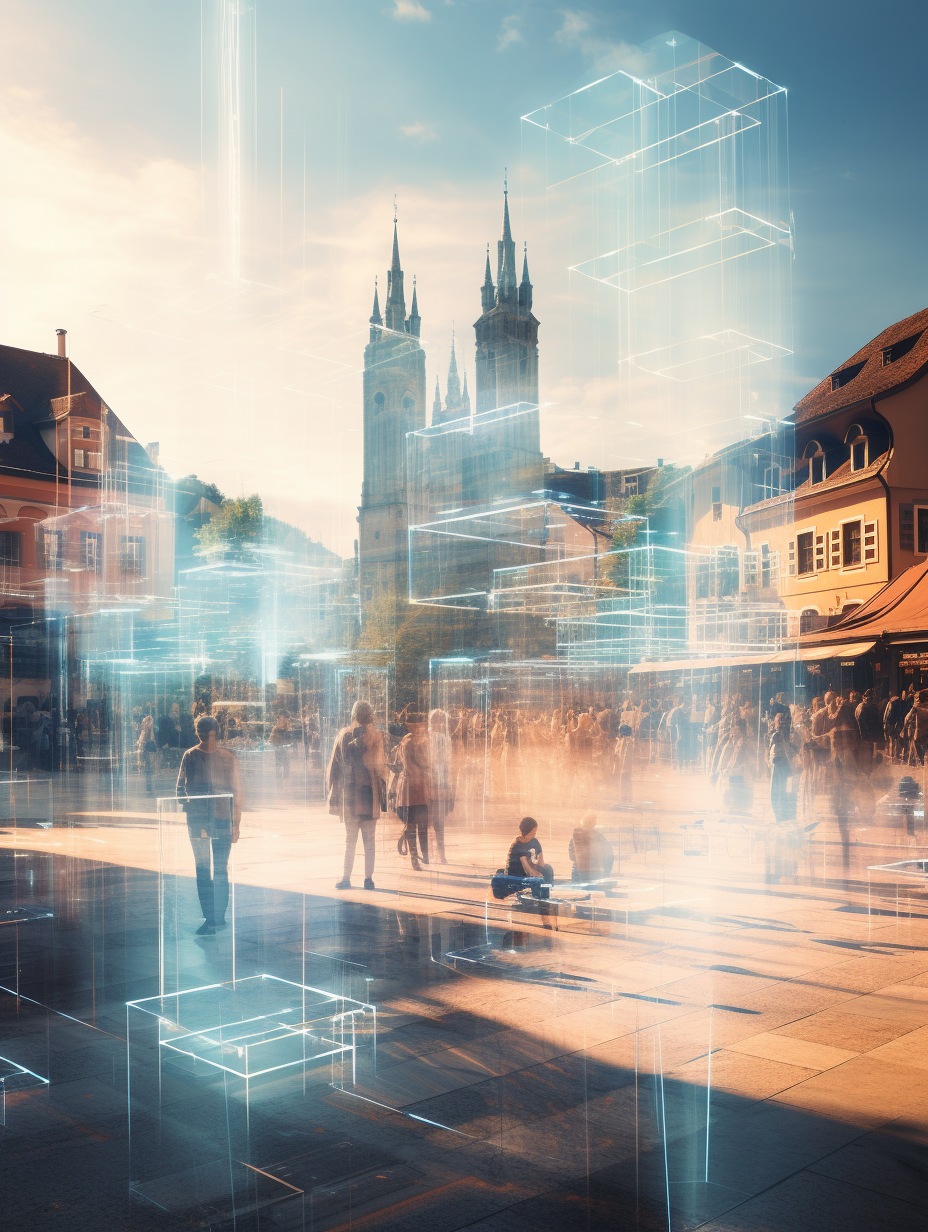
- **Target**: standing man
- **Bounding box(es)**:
[177,716,243,936]
[327,701,387,890]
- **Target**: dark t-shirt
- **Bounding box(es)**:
[506,837,542,877]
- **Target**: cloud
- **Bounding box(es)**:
[497,16,522,52]
[399,121,437,142]
[391,1,431,21]
[554,9,647,75]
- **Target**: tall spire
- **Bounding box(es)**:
[370,277,382,326]
[408,275,420,337]
[481,243,495,312]
[461,368,471,415]
[385,211,406,331]
[497,171,517,304]
[432,374,442,423]
[519,241,533,313]
[445,329,461,410]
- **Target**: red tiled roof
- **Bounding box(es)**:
[798,555,928,646]
[794,307,928,424]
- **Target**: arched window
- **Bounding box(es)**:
[373,392,385,414]
[845,424,868,471]
[402,396,415,412]
[803,440,826,485]
[799,608,820,634]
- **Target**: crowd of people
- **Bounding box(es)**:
[325,684,927,889]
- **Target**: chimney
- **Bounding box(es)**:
[56,329,67,358]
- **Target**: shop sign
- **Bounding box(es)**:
[901,653,928,666]
[840,661,855,667]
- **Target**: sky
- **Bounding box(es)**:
[0,0,924,557]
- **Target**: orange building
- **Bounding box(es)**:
[0,332,172,628]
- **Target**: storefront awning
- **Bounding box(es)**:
[628,641,876,675]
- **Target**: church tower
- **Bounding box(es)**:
[465,183,542,504]
[359,220,426,605]
[474,183,540,416]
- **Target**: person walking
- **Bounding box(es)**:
[137,714,157,793]
[902,690,928,765]
[427,709,453,863]
[394,713,431,870]
[767,712,798,823]
[177,716,243,936]
[326,700,387,890]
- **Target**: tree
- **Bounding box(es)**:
[604,464,691,588]
[194,494,264,556]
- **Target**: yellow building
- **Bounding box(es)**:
[684,308,928,641]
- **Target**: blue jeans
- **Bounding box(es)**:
[188,824,232,925]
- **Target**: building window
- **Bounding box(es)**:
[374,530,380,540]
[799,608,821,635]
[88,452,102,469]
[797,531,814,576]
[0,531,22,567]
[711,485,721,521]
[81,531,102,573]
[842,520,862,567]
[882,331,923,366]
[373,392,385,413]
[74,449,84,468]
[403,396,414,411]
[119,535,145,578]
[82,425,91,439]
[845,425,868,471]
[803,440,826,485]
[763,465,781,500]
[830,361,866,391]
[624,477,638,496]
[909,506,928,555]
[814,533,826,571]
[42,529,63,572]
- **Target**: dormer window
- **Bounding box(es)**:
[882,331,923,366]
[846,425,868,472]
[830,361,866,391]
[803,441,826,485]
[373,392,385,414]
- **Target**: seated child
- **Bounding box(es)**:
[505,816,554,883]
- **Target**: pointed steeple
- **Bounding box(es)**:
[445,330,461,412]
[497,171,517,304]
[518,242,533,313]
[408,276,420,337]
[385,212,406,332]
[432,374,442,423]
[481,243,495,312]
[461,368,471,415]
[370,277,382,326]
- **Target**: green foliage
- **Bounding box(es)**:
[194,494,264,555]
[605,464,691,587]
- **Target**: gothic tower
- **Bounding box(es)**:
[466,185,542,504]
[474,185,540,417]
[359,221,426,604]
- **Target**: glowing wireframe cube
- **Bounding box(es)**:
[127,975,376,1218]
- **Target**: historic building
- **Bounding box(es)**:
[0,332,171,628]
[680,306,928,644]
[358,222,426,605]
[359,190,544,609]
